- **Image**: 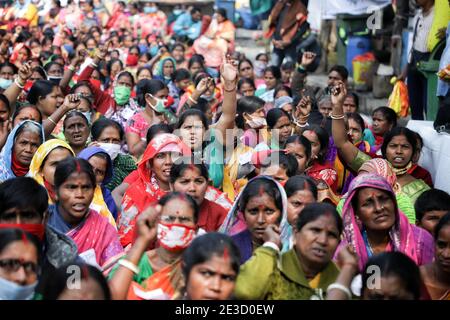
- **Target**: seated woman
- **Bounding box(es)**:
[90,118,137,191]
[328,248,422,300]
[237,77,256,98]
[39,262,111,300]
[11,104,42,127]
[109,192,201,300]
[117,133,191,248]
[255,66,281,104]
[153,56,177,86]
[234,203,342,300]
[219,176,290,264]
[254,108,292,151]
[0,229,41,300]
[28,139,74,204]
[178,232,240,300]
[63,111,90,155]
[257,151,298,185]
[285,135,312,175]
[0,120,44,183]
[193,8,235,68]
[170,158,228,232]
[420,212,450,300]
[335,173,434,272]
[78,147,118,224]
[331,82,430,203]
[47,157,123,269]
[367,106,398,153]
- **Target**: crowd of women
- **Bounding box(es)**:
[0,0,449,301]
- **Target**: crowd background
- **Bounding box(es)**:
[0,0,449,301]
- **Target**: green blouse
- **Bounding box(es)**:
[108,254,153,284]
[234,247,340,300]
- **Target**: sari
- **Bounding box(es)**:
[78,147,117,226]
[336,173,435,271]
[306,162,338,193]
[117,133,191,247]
[48,206,123,269]
[0,120,45,183]
[193,19,235,68]
[219,176,291,264]
[28,139,74,204]
[154,56,177,85]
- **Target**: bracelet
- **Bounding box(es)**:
[330,113,345,120]
[68,65,76,72]
[263,241,280,253]
[14,78,25,89]
[91,61,98,68]
[294,119,308,128]
[188,96,198,105]
[118,259,140,275]
[223,85,237,92]
[47,117,57,126]
[327,283,352,299]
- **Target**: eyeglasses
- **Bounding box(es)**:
[160,215,194,224]
[0,259,39,275]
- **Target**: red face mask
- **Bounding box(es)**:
[126,54,139,67]
[0,223,45,241]
[89,78,102,90]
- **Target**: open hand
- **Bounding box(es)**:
[220,54,238,83]
[301,51,317,67]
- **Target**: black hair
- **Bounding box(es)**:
[0,93,10,113]
[238,58,253,71]
[63,110,89,131]
[91,118,124,142]
[146,123,172,143]
[136,66,153,79]
[266,107,291,129]
[329,65,349,81]
[281,61,295,71]
[172,68,191,82]
[346,112,365,132]
[136,79,167,107]
[12,104,42,124]
[176,108,209,131]
[236,96,265,129]
[69,80,93,95]
[237,77,256,92]
[128,45,141,55]
[304,125,329,163]
[158,191,199,223]
[0,62,18,75]
[191,98,210,115]
[414,189,450,223]
[239,177,283,215]
[216,8,228,20]
[170,156,209,184]
[191,6,201,14]
[256,53,268,61]
[295,202,342,234]
[346,91,359,110]
[285,175,318,199]
[106,58,123,75]
[381,127,417,160]
[0,177,48,220]
[39,262,111,300]
[188,54,205,71]
[286,135,312,163]
[44,61,63,74]
[434,211,450,240]
[54,157,96,192]
[261,151,299,178]
[193,72,214,87]
[373,106,398,128]
[116,70,135,87]
[0,229,41,267]
[172,42,185,52]
[32,66,47,79]
[361,252,421,299]
[273,84,292,99]
[26,80,57,105]
[182,232,240,282]
[264,66,281,80]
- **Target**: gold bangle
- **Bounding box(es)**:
[188,96,198,105]
[48,117,57,126]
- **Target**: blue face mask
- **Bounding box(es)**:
[149,45,159,57]
[0,277,37,300]
[138,44,148,55]
[173,9,182,15]
[200,94,214,102]
[144,7,157,14]
[0,78,13,89]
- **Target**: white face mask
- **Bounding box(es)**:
[156,222,196,252]
[97,142,121,161]
[246,116,267,129]
[0,277,37,300]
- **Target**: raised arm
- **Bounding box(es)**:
[212,55,238,145]
[330,81,359,166]
[59,49,88,91]
[3,61,32,109]
[292,94,312,135]
[44,94,81,138]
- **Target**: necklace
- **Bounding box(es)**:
[392,161,413,176]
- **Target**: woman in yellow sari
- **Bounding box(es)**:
[28,139,116,227]
[193,8,235,68]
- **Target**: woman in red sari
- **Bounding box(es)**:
[117,133,191,248]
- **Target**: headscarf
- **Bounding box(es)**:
[117,133,191,247]
[0,120,45,182]
[339,173,419,271]
[358,158,401,193]
[78,146,117,228]
[28,139,74,203]
[218,175,291,251]
[155,56,177,84]
[9,43,30,65]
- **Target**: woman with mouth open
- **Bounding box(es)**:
[117,133,191,248]
[330,81,430,205]
[63,110,91,156]
[335,173,434,274]
[47,157,123,269]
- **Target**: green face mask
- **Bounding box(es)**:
[114,86,131,105]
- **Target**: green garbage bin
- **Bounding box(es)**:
[418,40,445,121]
[336,14,371,69]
